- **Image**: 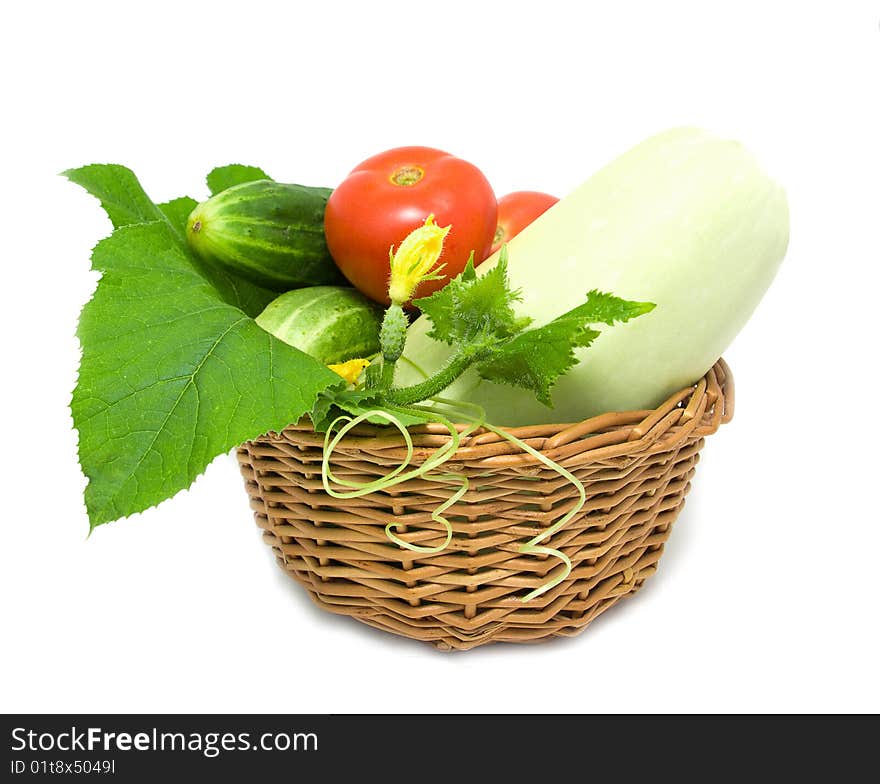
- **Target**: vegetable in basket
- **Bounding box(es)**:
[186,179,344,290]
[490,190,559,254]
[323,146,498,305]
[255,286,382,365]
[397,127,790,424]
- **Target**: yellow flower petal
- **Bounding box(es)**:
[327,358,370,385]
[388,214,451,305]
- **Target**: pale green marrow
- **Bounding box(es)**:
[397,127,790,425]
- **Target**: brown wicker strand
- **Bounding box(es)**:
[238,359,733,650]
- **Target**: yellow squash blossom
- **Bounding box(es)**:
[387,214,450,305]
[327,358,370,385]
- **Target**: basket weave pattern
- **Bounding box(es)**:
[238,359,733,650]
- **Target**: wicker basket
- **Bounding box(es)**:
[237,359,733,651]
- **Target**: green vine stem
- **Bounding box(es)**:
[383,351,475,406]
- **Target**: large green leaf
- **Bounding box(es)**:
[74,220,342,527]
[63,164,165,228]
[66,166,343,528]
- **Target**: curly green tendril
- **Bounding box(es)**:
[321,398,585,601]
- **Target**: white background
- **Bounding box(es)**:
[2,1,878,713]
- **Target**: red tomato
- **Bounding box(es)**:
[490,191,559,255]
[324,146,497,305]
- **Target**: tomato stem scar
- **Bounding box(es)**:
[390,165,425,186]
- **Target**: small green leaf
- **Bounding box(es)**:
[308,392,338,432]
[206,164,271,195]
[363,359,386,390]
[73,220,342,528]
[572,289,656,326]
[413,280,455,344]
[414,250,527,346]
[477,291,655,406]
[309,388,427,432]
[477,323,601,406]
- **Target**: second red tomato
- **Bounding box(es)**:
[324,146,497,305]
[490,191,560,255]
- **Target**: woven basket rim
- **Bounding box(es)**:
[250,358,734,469]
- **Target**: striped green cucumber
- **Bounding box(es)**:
[255,286,381,364]
[186,180,345,289]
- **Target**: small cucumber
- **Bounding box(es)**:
[255,286,382,364]
[186,180,345,290]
